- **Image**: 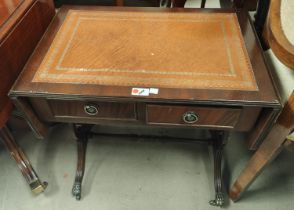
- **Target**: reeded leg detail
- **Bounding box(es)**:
[0,125,47,194]
[209,131,227,207]
[72,124,93,200]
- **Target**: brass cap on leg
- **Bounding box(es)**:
[30,180,48,194]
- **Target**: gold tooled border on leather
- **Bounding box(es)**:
[33,10,258,91]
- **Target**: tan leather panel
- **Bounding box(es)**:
[33,10,258,91]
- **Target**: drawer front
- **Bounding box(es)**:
[146,105,241,128]
[48,100,136,120]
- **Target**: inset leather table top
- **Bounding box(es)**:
[10,6,280,105]
[32,9,257,91]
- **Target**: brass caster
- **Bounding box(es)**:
[30,180,48,195]
[209,193,225,207]
[72,182,82,200]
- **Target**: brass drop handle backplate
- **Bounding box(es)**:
[84,104,99,116]
[183,111,199,124]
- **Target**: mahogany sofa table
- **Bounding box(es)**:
[9,6,280,206]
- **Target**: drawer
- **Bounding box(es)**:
[146,105,241,128]
[47,100,137,120]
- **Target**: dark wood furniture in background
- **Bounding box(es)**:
[9,6,280,206]
[230,0,294,201]
[0,0,55,194]
[54,0,160,7]
[53,0,259,10]
[171,0,258,10]
[234,0,258,11]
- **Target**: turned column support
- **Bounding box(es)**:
[72,124,93,200]
[209,130,228,207]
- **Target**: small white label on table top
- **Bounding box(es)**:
[131,88,150,96]
[131,88,159,96]
[149,88,159,94]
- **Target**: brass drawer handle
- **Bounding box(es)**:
[183,111,199,124]
[84,104,99,116]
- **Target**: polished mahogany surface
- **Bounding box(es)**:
[0,0,54,127]
[0,0,33,40]
[0,0,23,26]
[33,10,257,91]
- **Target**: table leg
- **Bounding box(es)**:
[209,131,228,207]
[0,125,47,194]
[230,92,294,201]
[72,124,93,200]
[229,125,289,201]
